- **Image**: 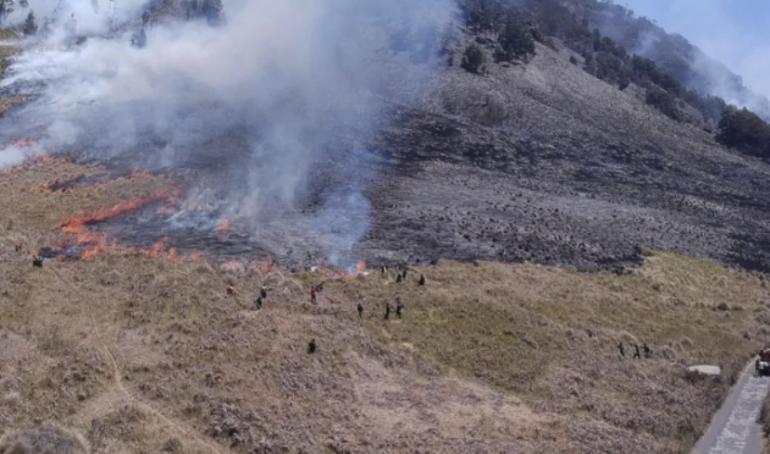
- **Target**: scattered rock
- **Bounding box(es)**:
[686,365,721,378]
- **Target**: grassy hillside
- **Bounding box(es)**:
[1,158,768,453]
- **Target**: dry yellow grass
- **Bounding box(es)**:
[0,28,18,41]
[335,254,765,394]
[0,157,769,453]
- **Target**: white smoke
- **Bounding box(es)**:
[622,0,770,118]
[0,143,44,168]
[0,0,457,265]
[6,0,147,35]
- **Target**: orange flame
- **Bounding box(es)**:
[130,168,152,178]
[329,260,369,280]
[216,219,232,240]
[60,191,175,260]
[221,259,246,273]
[62,192,172,235]
[146,238,168,258]
[14,138,36,148]
[76,232,119,260]
[260,257,274,273]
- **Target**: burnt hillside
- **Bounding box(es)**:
[4,0,768,275]
[360,27,770,273]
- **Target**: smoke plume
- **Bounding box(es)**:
[0,0,457,266]
[621,0,770,118]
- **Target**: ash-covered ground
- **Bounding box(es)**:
[361,41,770,272]
[69,39,770,273]
[2,2,767,273]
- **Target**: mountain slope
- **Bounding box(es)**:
[579,0,770,120]
[0,157,768,453]
[363,37,770,272]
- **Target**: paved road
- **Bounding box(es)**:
[692,364,770,454]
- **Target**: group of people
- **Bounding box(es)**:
[383,298,405,320]
[303,266,426,355]
[252,264,426,355]
[618,341,652,359]
[384,265,427,287]
[306,298,407,355]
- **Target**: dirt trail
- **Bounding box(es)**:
[51,266,229,454]
[100,346,229,454]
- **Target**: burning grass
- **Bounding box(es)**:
[0,156,179,259]
[60,192,177,260]
[1,157,770,453]
[61,193,175,234]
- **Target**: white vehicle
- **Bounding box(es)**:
[755,349,770,377]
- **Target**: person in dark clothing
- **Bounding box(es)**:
[384,303,392,320]
[260,286,267,299]
[618,342,625,357]
[310,286,317,304]
[395,274,402,283]
[418,274,426,286]
[357,302,364,319]
[32,256,43,268]
[255,296,262,310]
[307,339,317,354]
[643,343,651,358]
[402,269,408,279]
[633,344,641,359]
[395,299,404,319]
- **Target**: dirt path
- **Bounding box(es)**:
[100,346,229,454]
[51,266,229,454]
[692,363,770,454]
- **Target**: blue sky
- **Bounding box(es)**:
[622,0,770,98]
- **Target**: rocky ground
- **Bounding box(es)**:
[1,158,770,453]
[362,39,770,272]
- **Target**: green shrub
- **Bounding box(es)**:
[646,87,683,121]
[462,0,504,33]
[461,43,485,74]
[22,11,36,36]
[717,107,770,158]
[496,17,535,62]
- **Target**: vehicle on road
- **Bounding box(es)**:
[755,349,770,376]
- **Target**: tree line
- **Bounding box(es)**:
[459,0,770,160]
[0,0,37,36]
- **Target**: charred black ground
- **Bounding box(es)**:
[10,35,770,274]
[53,80,770,273]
